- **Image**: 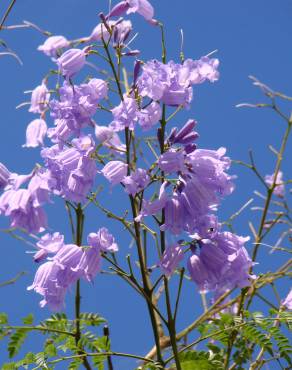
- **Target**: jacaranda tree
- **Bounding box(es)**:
[0,1,291,369]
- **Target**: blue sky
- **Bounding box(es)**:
[0,0,291,368]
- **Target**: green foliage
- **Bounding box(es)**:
[8,328,29,358]
[169,351,224,370]
[22,314,34,325]
[0,312,8,324]
[79,312,106,327]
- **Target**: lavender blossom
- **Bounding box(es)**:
[0,163,11,190]
[23,119,47,148]
[38,35,70,57]
[34,232,65,262]
[29,83,50,114]
[127,0,155,22]
[265,171,285,197]
[168,119,199,146]
[106,0,155,22]
[41,135,97,202]
[49,79,108,142]
[57,48,86,79]
[27,261,66,311]
[138,57,219,107]
[88,21,116,42]
[138,102,162,131]
[95,125,126,153]
[0,186,48,233]
[110,96,139,131]
[188,232,254,293]
[159,244,184,277]
[158,149,186,173]
[101,161,128,185]
[122,168,150,195]
[88,227,119,253]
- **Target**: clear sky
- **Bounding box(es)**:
[0,0,291,369]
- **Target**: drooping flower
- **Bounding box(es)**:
[159,244,184,277]
[168,119,199,146]
[0,163,11,190]
[158,149,186,173]
[88,227,119,253]
[138,101,162,131]
[57,48,86,78]
[23,119,47,148]
[38,35,70,57]
[113,20,133,46]
[34,232,65,262]
[137,57,219,107]
[127,0,155,22]
[265,171,285,197]
[29,83,50,114]
[41,135,97,202]
[122,168,150,195]
[110,96,139,131]
[187,232,254,293]
[106,0,155,23]
[27,261,66,311]
[95,125,126,153]
[49,79,108,142]
[87,20,116,42]
[282,288,292,310]
[0,184,48,233]
[101,161,128,185]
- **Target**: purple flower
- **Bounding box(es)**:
[41,136,97,202]
[159,244,184,277]
[113,20,133,46]
[88,227,119,253]
[0,184,48,233]
[0,163,11,190]
[127,0,155,22]
[196,214,219,240]
[136,181,168,222]
[282,288,292,310]
[265,171,285,197]
[122,168,150,195]
[27,261,66,311]
[49,79,107,142]
[101,161,128,185]
[158,149,186,173]
[186,147,235,197]
[23,119,47,148]
[38,35,70,57]
[72,245,101,282]
[106,0,155,23]
[182,57,220,85]
[34,232,65,262]
[95,125,126,153]
[88,20,116,42]
[57,48,86,79]
[110,96,139,131]
[138,57,219,107]
[106,2,130,18]
[29,83,50,114]
[187,232,254,293]
[138,102,162,131]
[168,119,199,146]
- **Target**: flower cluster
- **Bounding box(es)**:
[28,228,118,310]
[0,0,256,311]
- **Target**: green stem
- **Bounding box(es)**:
[74,204,92,370]
[49,351,158,366]
[252,121,292,261]
[0,0,17,30]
